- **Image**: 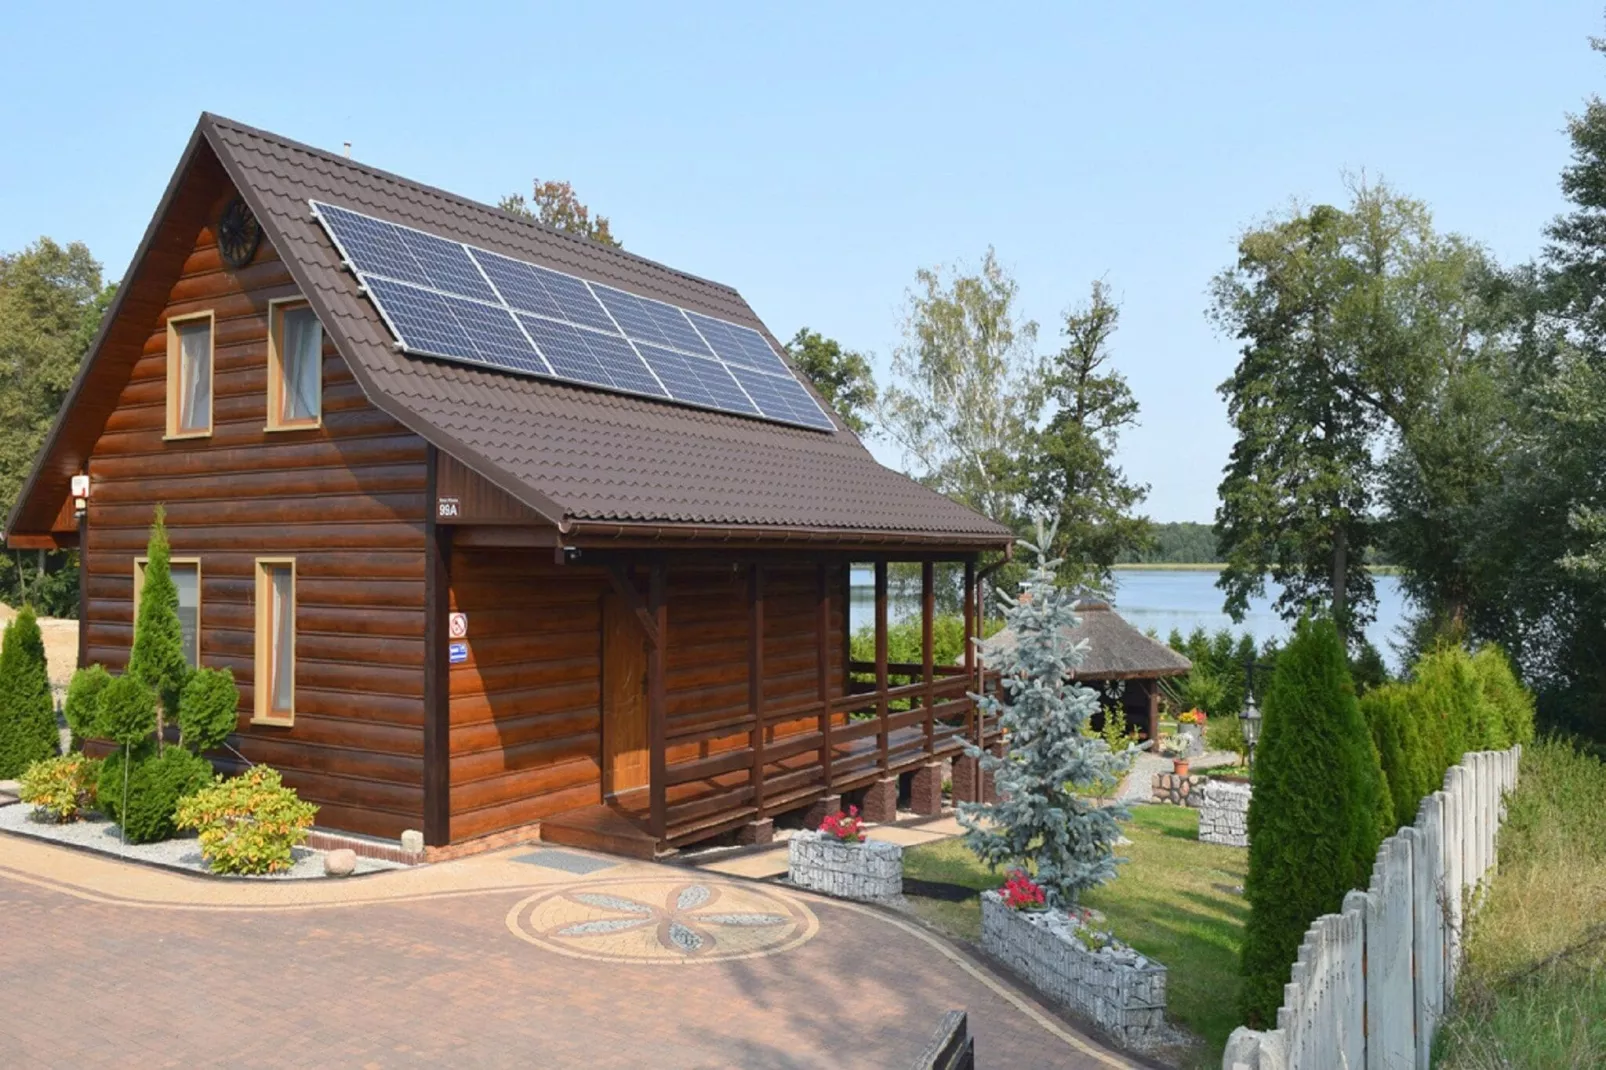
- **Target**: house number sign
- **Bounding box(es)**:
[437,497,461,519]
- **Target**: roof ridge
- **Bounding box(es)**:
[199,112,743,299]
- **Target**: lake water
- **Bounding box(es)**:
[849,567,1412,667]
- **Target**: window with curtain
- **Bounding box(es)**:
[272,303,322,426]
[171,318,212,435]
[255,560,296,722]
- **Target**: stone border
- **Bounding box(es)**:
[1198,780,1251,847]
[787,830,902,900]
[1150,771,1208,807]
[980,891,1168,1049]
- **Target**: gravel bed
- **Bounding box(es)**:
[0,798,403,879]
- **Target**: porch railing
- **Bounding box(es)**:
[658,667,991,845]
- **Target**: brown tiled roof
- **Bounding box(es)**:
[984,599,1193,680]
[198,114,1009,546]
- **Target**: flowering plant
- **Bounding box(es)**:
[1000,870,1047,911]
[1178,708,1207,725]
[819,806,866,843]
[1157,733,1190,758]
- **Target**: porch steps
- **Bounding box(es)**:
[540,804,661,861]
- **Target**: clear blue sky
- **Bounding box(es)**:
[3,2,1601,521]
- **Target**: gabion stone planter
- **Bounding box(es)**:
[787,831,902,900]
[980,891,1168,1048]
[1198,779,1252,847]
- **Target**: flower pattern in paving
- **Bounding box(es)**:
[506,877,818,964]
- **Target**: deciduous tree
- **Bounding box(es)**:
[498,180,620,247]
[783,328,877,435]
[878,248,1043,528]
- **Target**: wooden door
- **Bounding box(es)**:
[601,592,650,798]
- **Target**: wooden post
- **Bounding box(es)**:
[816,560,833,790]
[748,563,766,820]
[841,561,854,696]
[875,559,889,772]
[648,558,668,842]
[922,560,935,757]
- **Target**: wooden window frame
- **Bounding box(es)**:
[266,297,323,432]
[165,309,215,440]
[133,556,202,666]
[253,557,298,726]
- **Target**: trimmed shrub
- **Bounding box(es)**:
[100,748,211,844]
[175,766,318,875]
[1240,616,1387,1027]
[178,667,239,755]
[18,753,101,821]
[1413,646,1503,771]
[1471,645,1535,747]
[63,664,111,751]
[1363,683,1432,830]
[127,506,190,729]
[0,607,60,777]
[97,673,157,748]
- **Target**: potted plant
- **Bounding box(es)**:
[1158,733,1191,777]
[1177,708,1207,753]
[787,805,902,901]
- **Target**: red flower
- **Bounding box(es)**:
[1000,870,1046,911]
[819,806,866,843]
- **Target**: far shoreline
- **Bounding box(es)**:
[1113,562,1403,575]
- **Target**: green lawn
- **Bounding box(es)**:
[902,805,1248,1066]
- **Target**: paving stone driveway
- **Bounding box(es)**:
[0,834,1134,1068]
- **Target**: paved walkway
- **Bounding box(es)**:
[0,830,1136,1068]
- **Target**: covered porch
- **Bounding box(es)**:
[539,550,1004,857]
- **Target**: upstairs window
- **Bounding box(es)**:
[134,557,201,667]
[268,300,322,429]
[254,558,297,724]
[166,312,214,438]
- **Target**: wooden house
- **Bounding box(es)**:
[4,114,1012,857]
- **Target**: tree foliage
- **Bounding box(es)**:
[1120,522,1219,564]
[62,663,110,752]
[0,607,59,776]
[1024,281,1153,587]
[878,249,1044,527]
[784,328,877,434]
[1210,183,1483,641]
[0,238,114,616]
[1240,616,1386,1026]
[959,518,1137,907]
[498,179,619,247]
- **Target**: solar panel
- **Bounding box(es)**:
[312,201,835,431]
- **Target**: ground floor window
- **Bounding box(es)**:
[253,558,296,724]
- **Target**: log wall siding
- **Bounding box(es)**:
[446,555,848,842]
[82,203,430,839]
[447,549,607,841]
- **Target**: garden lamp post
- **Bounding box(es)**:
[1239,693,1262,768]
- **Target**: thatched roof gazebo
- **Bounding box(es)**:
[983,598,1192,741]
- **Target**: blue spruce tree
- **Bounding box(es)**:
[959,518,1137,907]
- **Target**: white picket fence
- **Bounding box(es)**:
[1223,745,1522,1070]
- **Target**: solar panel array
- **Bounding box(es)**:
[309,201,835,431]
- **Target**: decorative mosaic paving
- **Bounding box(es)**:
[505,877,818,964]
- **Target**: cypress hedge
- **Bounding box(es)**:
[1470,645,1535,747]
[62,664,111,753]
[0,607,60,777]
[1240,616,1386,1027]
